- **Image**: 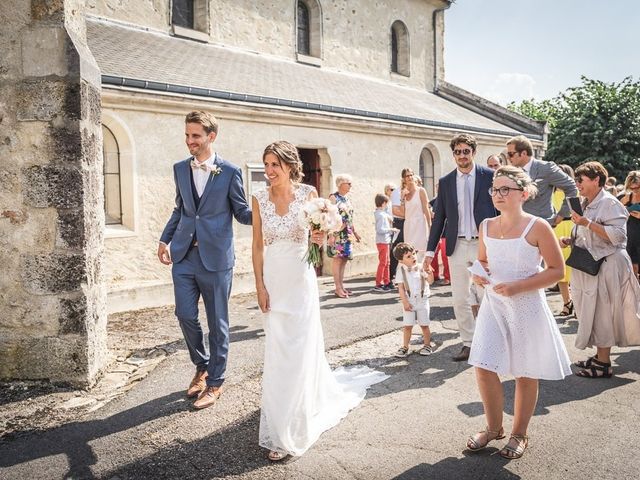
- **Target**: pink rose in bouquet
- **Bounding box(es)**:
[298,198,343,266]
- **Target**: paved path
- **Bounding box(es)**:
[1,277,639,479]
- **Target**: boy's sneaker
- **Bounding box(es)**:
[418,345,433,356]
[382,284,393,291]
[394,346,410,358]
[373,285,386,292]
[384,283,395,290]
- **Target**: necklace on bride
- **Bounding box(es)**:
[499,216,520,239]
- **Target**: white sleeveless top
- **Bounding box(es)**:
[254,184,315,246]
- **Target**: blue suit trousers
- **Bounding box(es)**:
[172,247,232,387]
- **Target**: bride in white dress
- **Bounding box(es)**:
[251,141,388,461]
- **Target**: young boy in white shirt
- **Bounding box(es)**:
[393,242,434,357]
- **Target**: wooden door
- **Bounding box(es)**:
[298,148,323,275]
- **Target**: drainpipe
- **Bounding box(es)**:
[432,1,453,92]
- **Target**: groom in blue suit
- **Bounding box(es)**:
[158,111,252,409]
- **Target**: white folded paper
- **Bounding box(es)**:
[467,259,495,285]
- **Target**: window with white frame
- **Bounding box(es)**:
[102,113,137,236]
[103,125,122,225]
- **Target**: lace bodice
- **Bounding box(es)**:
[255,184,314,246]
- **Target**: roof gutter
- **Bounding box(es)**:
[101,74,542,140]
[433,1,453,92]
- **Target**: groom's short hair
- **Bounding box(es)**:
[185,111,219,135]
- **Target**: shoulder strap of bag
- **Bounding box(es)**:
[400,265,411,297]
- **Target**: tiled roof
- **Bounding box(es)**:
[86,18,527,137]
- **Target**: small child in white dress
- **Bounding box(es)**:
[392,242,434,357]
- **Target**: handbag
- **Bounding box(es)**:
[565,225,605,276]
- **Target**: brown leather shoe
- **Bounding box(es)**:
[186,370,208,398]
[193,385,223,409]
[453,346,471,362]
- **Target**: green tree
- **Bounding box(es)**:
[507,97,559,128]
[508,76,640,181]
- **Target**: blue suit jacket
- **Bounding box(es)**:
[160,154,252,271]
[427,164,497,256]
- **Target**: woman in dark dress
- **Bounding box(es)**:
[618,171,640,281]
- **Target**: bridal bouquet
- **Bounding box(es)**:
[298,198,343,267]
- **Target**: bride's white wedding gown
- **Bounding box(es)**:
[254,184,388,457]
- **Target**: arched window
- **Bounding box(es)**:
[102,125,122,225]
[390,20,410,76]
[419,148,436,199]
[296,0,322,60]
[297,1,310,55]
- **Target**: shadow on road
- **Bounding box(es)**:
[457,372,634,418]
[391,452,521,480]
[356,334,472,401]
[0,391,190,479]
[229,325,264,343]
[101,410,265,479]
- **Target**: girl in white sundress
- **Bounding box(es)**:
[466,166,571,460]
[251,141,388,462]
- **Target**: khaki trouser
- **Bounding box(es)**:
[447,238,484,347]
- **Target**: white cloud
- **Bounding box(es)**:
[482,73,537,106]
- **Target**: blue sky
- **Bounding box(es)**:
[444,0,640,105]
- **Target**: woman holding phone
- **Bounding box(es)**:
[561,161,640,378]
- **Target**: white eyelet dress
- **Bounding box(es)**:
[254,184,388,457]
[468,217,572,380]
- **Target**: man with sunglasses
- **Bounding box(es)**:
[506,135,577,224]
[424,133,497,361]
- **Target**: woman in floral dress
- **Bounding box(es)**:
[327,174,361,297]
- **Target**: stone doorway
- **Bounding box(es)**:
[298,148,321,193]
[298,148,323,275]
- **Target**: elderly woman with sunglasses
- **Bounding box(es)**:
[560,161,640,378]
[327,174,361,298]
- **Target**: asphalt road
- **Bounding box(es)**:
[1,276,639,480]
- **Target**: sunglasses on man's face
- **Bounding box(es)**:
[453,148,472,156]
[506,151,520,158]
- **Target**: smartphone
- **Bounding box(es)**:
[567,197,583,216]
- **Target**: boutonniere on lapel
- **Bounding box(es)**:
[209,164,222,179]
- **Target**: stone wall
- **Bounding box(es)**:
[86,0,446,90]
[0,0,107,385]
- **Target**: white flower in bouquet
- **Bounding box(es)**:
[298,198,342,266]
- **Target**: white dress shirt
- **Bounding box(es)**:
[456,165,478,238]
[390,188,403,219]
[192,153,216,197]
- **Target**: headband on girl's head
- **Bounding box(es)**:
[494,171,527,188]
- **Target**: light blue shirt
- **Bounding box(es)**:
[374,209,394,243]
